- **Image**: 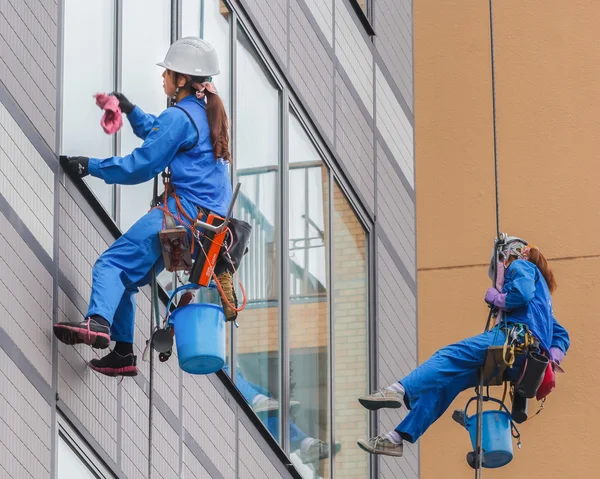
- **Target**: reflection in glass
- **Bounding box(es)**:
[62,0,115,215]
[234,25,281,444]
[333,182,369,479]
[288,111,331,478]
[119,0,171,232]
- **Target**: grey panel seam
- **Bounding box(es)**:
[53,0,64,475]
[376,132,416,201]
[57,399,127,479]
[182,430,225,479]
[131,368,226,478]
[411,0,419,472]
[336,64,373,121]
[376,224,417,294]
[294,0,336,62]
[238,0,288,74]
[286,0,290,72]
[57,269,88,315]
[0,79,58,172]
[62,176,119,246]
[0,191,55,273]
[207,374,295,478]
[372,48,414,123]
[238,412,296,478]
[295,0,413,125]
[0,326,54,405]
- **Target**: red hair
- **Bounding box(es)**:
[527,248,557,293]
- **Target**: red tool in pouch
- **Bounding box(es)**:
[189,213,227,287]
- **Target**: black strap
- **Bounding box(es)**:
[173,105,200,152]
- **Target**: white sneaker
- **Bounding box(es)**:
[252,397,279,413]
[357,435,403,457]
[253,397,302,414]
[358,388,404,410]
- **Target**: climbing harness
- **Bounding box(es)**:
[144,166,249,372]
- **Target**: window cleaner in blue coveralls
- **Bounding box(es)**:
[357,237,570,457]
[54,38,238,377]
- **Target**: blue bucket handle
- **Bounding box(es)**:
[165,283,200,326]
[464,396,521,441]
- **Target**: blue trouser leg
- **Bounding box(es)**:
[265,416,308,449]
[235,371,263,403]
[87,196,197,343]
[395,328,507,443]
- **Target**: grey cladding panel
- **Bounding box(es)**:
[335,74,375,211]
[0,210,53,383]
[57,289,119,462]
[289,0,335,142]
[1,0,58,148]
[241,0,288,65]
[0,347,51,479]
[374,0,413,109]
[377,237,418,478]
[377,143,415,278]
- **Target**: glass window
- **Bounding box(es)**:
[62,0,116,215]
[353,0,369,17]
[234,25,282,444]
[58,421,114,478]
[332,182,369,479]
[201,1,231,111]
[182,1,231,112]
[181,0,202,38]
[288,111,330,478]
[119,0,172,231]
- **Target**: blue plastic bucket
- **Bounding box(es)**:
[464,397,515,468]
[171,303,226,375]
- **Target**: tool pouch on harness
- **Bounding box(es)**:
[189,213,228,287]
[159,214,193,272]
[516,351,548,399]
[214,218,252,276]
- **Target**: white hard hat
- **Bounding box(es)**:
[157,37,220,77]
[488,235,528,281]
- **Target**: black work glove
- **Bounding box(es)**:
[111,92,135,115]
[60,155,90,178]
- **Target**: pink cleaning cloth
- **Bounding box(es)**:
[94,93,123,135]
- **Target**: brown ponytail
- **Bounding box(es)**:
[175,72,232,163]
[204,90,231,163]
[527,248,557,293]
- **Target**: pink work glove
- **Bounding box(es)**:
[485,287,506,309]
[94,93,123,135]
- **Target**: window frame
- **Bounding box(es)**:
[58,415,116,479]
[348,0,376,37]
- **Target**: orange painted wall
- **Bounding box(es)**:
[415,1,597,477]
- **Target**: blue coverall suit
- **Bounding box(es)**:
[85,96,232,344]
[396,259,570,443]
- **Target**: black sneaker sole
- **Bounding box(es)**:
[358,397,403,411]
[89,363,138,377]
[54,324,110,349]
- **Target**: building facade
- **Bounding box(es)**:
[0,0,415,478]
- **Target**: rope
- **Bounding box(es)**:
[477,2,500,476]
[489,0,500,240]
